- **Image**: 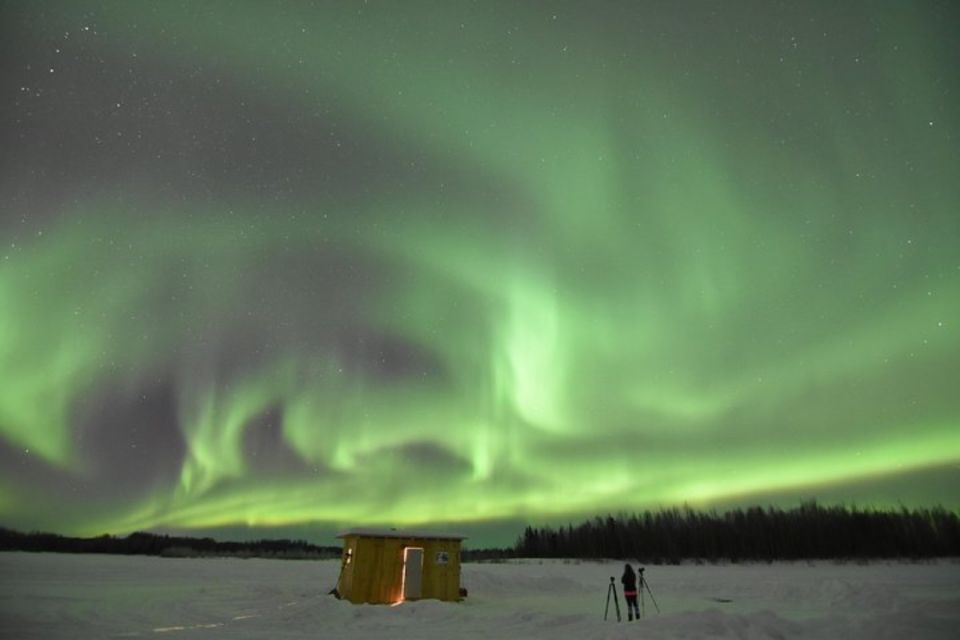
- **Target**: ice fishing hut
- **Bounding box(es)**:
[335,528,465,604]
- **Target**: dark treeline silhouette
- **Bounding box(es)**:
[461,547,517,562]
[6,503,958,562]
[0,527,340,559]
[515,503,960,562]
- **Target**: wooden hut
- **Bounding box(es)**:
[335,528,465,604]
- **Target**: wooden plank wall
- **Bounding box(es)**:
[338,535,462,604]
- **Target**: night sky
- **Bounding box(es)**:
[1,1,958,547]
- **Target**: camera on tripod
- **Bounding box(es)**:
[604,564,660,622]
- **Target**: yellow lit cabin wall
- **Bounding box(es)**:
[419,538,462,602]
[337,538,357,599]
[336,535,462,604]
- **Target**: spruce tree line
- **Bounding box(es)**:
[515,503,960,562]
[0,528,341,559]
[5,503,957,561]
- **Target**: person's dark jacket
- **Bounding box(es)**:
[621,566,637,594]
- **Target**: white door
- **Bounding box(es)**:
[403,547,424,600]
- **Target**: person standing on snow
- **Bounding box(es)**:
[621,563,641,621]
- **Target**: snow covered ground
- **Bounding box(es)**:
[1,552,958,639]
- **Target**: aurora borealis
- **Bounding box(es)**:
[1,1,958,547]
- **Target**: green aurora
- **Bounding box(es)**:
[1,1,958,546]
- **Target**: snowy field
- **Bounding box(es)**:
[1,553,958,639]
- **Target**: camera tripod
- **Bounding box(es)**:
[637,567,661,617]
[603,576,621,621]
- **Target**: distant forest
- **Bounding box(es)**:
[0,527,341,560]
[516,503,960,562]
[3,503,958,562]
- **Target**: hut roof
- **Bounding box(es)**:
[336,527,467,541]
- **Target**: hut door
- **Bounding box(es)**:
[402,547,424,600]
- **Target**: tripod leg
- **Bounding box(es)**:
[640,585,645,618]
[604,584,611,621]
[614,588,621,622]
[644,578,661,614]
